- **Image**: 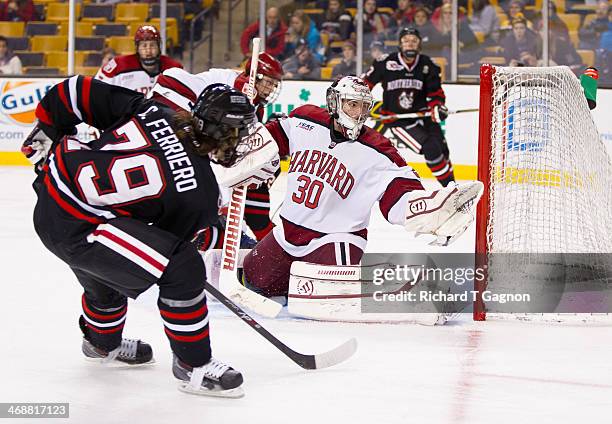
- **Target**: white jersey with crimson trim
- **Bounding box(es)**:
[95,54,183,95]
[264,105,425,257]
[148,67,239,111]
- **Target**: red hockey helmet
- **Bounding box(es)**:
[244,52,283,105]
[135,25,161,46]
[135,25,161,68]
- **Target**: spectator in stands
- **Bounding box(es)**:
[534,1,568,37]
[548,33,584,74]
[369,40,387,61]
[283,43,321,80]
[332,40,356,78]
[600,6,612,51]
[501,15,541,66]
[469,0,500,44]
[412,6,442,55]
[431,3,479,66]
[431,0,466,31]
[0,0,38,22]
[320,0,355,42]
[359,0,393,45]
[391,0,417,30]
[240,6,287,59]
[0,35,22,75]
[500,0,533,30]
[579,0,610,50]
[285,10,324,62]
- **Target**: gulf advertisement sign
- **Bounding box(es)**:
[0,78,60,164]
[0,79,57,125]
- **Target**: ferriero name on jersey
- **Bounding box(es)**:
[139,106,198,193]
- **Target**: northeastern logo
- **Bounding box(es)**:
[296,279,314,296]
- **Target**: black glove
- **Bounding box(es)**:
[431,105,449,123]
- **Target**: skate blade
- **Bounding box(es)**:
[84,356,156,368]
[177,382,245,398]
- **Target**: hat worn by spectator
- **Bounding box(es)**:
[511,13,527,27]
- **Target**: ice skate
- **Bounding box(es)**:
[80,317,154,366]
[173,355,244,398]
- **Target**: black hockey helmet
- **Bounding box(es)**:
[398,26,422,60]
[191,83,256,166]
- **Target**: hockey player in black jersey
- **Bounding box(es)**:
[363,27,455,187]
[21,76,278,397]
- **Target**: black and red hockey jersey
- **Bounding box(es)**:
[36,75,219,241]
[363,52,445,115]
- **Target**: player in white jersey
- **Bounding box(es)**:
[149,53,284,246]
[241,76,483,298]
[95,25,182,95]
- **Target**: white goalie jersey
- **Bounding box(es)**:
[264,105,425,257]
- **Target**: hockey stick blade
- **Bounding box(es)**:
[225,285,282,318]
[205,282,357,370]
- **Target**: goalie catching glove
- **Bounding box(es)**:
[212,122,280,188]
[404,181,484,246]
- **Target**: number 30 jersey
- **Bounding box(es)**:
[35,75,220,241]
[264,105,425,257]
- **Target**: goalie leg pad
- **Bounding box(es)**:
[288,261,448,325]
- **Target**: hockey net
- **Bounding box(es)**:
[474,65,612,322]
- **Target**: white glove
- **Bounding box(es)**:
[212,123,280,188]
[404,181,484,246]
[21,126,53,170]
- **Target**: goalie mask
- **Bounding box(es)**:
[244,52,283,105]
[190,84,256,166]
[326,76,374,141]
[398,27,422,61]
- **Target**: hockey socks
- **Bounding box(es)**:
[158,289,211,367]
[427,155,455,187]
[80,294,127,351]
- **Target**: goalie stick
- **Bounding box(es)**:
[372,107,479,121]
[205,281,358,370]
[218,37,282,319]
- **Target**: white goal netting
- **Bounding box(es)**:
[478,65,612,322]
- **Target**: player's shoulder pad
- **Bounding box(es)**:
[358,127,406,167]
[160,55,183,71]
[101,54,141,76]
[289,104,331,128]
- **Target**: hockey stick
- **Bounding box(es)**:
[373,107,479,121]
[218,37,282,319]
[205,281,358,370]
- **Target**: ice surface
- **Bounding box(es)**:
[1,167,611,424]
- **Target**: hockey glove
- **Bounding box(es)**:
[404,181,484,246]
[430,105,449,123]
[212,123,280,188]
[21,125,53,171]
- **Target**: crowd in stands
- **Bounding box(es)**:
[239,0,612,85]
[0,0,212,76]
